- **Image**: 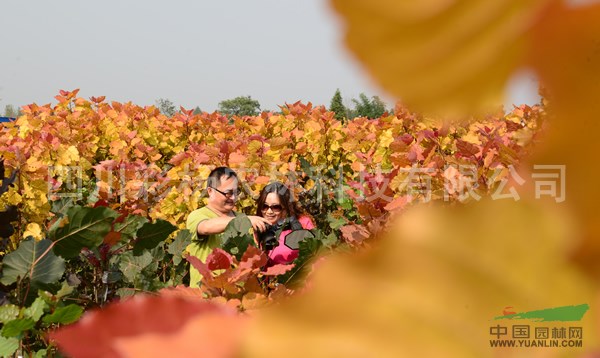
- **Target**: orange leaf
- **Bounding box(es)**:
[262,264,295,276]
[384,195,411,212]
[103,231,122,246]
[229,152,247,166]
[339,224,370,245]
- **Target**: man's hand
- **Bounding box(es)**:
[248,215,271,233]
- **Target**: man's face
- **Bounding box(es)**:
[207,175,239,213]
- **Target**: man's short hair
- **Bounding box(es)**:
[207,167,238,188]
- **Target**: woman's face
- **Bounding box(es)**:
[261,192,286,225]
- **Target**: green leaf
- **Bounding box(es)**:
[50,197,76,217]
[55,280,75,299]
[278,234,322,288]
[299,157,313,176]
[220,215,256,261]
[116,287,136,299]
[102,270,122,284]
[114,215,148,243]
[23,297,47,322]
[321,232,339,248]
[42,304,83,325]
[1,318,35,338]
[339,197,354,211]
[0,238,65,285]
[0,305,20,324]
[49,206,118,258]
[132,219,176,255]
[119,251,153,283]
[33,349,48,358]
[167,229,192,265]
[327,212,347,230]
[0,336,19,357]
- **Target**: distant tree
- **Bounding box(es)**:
[349,93,387,119]
[329,89,347,121]
[218,96,260,117]
[193,106,202,115]
[4,104,17,118]
[155,98,177,117]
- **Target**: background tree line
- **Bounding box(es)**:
[155,90,388,121]
[2,91,387,120]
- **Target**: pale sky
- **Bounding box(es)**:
[0,0,539,114]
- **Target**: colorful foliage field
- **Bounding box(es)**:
[0,89,545,356]
[2,0,600,355]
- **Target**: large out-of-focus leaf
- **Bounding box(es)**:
[0,238,65,285]
[49,294,240,358]
[48,206,118,258]
[527,2,600,276]
[329,0,552,116]
[243,200,597,356]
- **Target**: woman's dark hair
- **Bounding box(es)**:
[256,182,306,218]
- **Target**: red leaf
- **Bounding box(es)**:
[185,254,213,279]
[456,139,481,158]
[168,152,189,166]
[90,96,106,103]
[207,248,234,271]
[505,120,523,132]
[407,143,425,162]
[399,133,414,145]
[93,199,109,208]
[50,295,236,358]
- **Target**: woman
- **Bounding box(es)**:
[255,181,315,264]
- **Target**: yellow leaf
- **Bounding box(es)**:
[461,131,481,145]
[24,156,44,173]
[330,0,552,116]
[1,187,22,206]
[527,2,600,274]
[243,200,597,356]
[23,223,43,241]
[269,137,288,150]
[56,145,80,166]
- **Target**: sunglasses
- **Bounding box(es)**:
[210,187,239,199]
[261,204,283,213]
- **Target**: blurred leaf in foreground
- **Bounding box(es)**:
[526,2,600,276]
[242,199,598,357]
[50,295,241,358]
[329,0,551,116]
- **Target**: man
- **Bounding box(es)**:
[186,166,270,287]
